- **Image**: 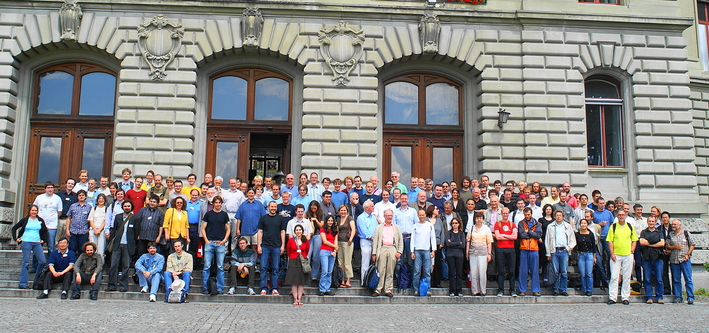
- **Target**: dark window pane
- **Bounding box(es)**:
[432,147,453,185]
[212,76,247,120]
[385,82,418,125]
[701,2,708,22]
[426,83,459,125]
[81,138,105,180]
[391,146,412,187]
[37,71,73,115]
[254,78,289,121]
[37,137,62,183]
[585,80,620,99]
[216,141,239,181]
[604,106,623,167]
[586,105,602,166]
[79,73,116,116]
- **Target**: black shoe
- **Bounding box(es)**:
[119,287,128,293]
[688,299,694,305]
[89,291,98,301]
[106,286,117,292]
[36,292,49,299]
[560,292,569,296]
[607,300,616,305]
[324,291,332,296]
[18,286,30,290]
[586,291,592,297]
[552,292,558,296]
[622,300,629,305]
[70,293,81,300]
[60,292,68,300]
[202,289,209,295]
[318,292,325,296]
[674,297,683,303]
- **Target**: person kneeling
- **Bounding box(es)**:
[135,242,165,302]
[164,239,193,302]
[70,242,104,300]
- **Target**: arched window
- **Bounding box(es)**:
[27,63,116,204]
[383,74,463,185]
[207,69,292,181]
[585,76,624,167]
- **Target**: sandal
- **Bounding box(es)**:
[340,284,349,288]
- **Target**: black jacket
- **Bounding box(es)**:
[11,216,50,244]
[107,213,138,256]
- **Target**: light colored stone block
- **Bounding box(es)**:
[323,143,358,156]
[115,123,153,136]
[302,128,339,141]
[154,124,194,138]
[301,155,340,169]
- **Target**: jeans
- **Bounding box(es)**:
[47,229,57,253]
[309,234,322,279]
[69,233,88,254]
[642,258,664,300]
[202,241,226,292]
[164,271,191,300]
[440,247,449,280]
[609,253,633,302]
[671,260,694,301]
[19,241,46,287]
[138,271,162,295]
[496,247,516,293]
[359,238,373,281]
[72,271,103,293]
[518,250,540,293]
[577,252,594,293]
[551,250,569,292]
[319,250,336,292]
[412,250,432,294]
[260,246,281,291]
[396,236,412,283]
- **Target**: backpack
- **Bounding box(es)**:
[362,264,380,290]
[398,263,412,290]
[32,264,48,290]
[331,263,344,289]
[542,261,556,287]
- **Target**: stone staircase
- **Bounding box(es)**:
[0,250,669,304]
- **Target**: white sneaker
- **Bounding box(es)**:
[227,287,235,295]
[149,294,156,302]
[247,288,256,295]
[141,286,148,293]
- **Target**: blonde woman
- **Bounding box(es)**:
[336,205,356,288]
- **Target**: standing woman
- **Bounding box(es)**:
[88,193,112,257]
[650,206,661,220]
[426,205,444,288]
[285,224,310,305]
[163,196,190,251]
[449,189,465,217]
[12,205,49,289]
[318,215,339,295]
[466,213,493,296]
[538,204,554,279]
[575,219,596,296]
[306,200,324,281]
[445,216,466,297]
[106,182,118,207]
[336,205,356,288]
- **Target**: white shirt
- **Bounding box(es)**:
[373,200,395,223]
[222,188,246,213]
[33,194,62,229]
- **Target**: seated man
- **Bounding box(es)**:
[163,239,193,302]
[228,237,257,295]
[135,242,165,302]
[36,237,75,299]
[70,242,104,300]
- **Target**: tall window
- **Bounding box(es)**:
[579,0,619,4]
[699,2,709,71]
[383,74,463,185]
[585,76,624,168]
[207,69,292,181]
[27,63,116,204]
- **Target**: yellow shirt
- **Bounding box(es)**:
[181,186,200,197]
[606,222,638,256]
[163,208,189,239]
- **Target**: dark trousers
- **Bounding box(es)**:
[187,224,202,269]
[72,271,103,293]
[69,233,89,254]
[109,244,131,289]
[446,254,464,294]
[229,265,255,288]
[431,247,444,287]
[662,254,672,294]
[43,271,72,292]
[496,247,516,292]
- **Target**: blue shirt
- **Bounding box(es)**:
[360,193,381,205]
[135,253,165,275]
[291,195,311,208]
[67,202,93,235]
[308,184,325,202]
[394,206,418,235]
[330,191,349,209]
[235,199,266,235]
[428,197,445,213]
[22,218,42,243]
[594,210,614,237]
[48,249,77,271]
[356,212,378,240]
[407,187,422,202]
[187,200,201,224]
[281,185,297,195]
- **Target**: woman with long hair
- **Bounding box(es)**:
[445,216,466,296]
[284,224,310,305]
[466,213,493,296]
[12,205,49,289]
[163,196,190,251]
[426,205,445,288]
[318,215,339,295]
[306,200,324,281]
[575,219,596,296]
[538,204,555,278]
[88,193,112,256]
[336,204,356,287]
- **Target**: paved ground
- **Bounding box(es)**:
[1,298,705,332]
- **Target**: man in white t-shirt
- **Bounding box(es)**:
[373,190,395,224]
[33,181,63,251]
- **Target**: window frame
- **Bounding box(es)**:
[383,74,464,130]
[578,0,619,4]
[585,76,625,169]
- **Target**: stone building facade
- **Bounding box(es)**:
[0,0,708,260]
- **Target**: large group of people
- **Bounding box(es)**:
[15,169,697,305]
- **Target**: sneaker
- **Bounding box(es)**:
[674,298,683,303]
[533,292,541,297]
[511,292,518,297]
[622,300,629,305]
[247,288,256,295]
[260,289,267,295]
[227,287,235,295]
[149,294,156,302]
[688,299,694,305]
[414,291,419,296]
[657,299,664,304]
[61,292,68,300]
[607,299,616,305]
[272,289,280,296]
[141,286,148,293]
[496,291,503,297]
[646,299,653,304]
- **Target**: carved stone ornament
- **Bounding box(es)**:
[419,14,440,54]
[318,21,365,87]
[137,15,184,81]
[59,0,82,41]
[241,8,264,47]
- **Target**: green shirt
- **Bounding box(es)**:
[606,222,638,256]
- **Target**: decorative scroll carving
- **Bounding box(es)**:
[241,8,264,47]
[318,21,365,87]
[419,14,440,54]
[137,15,184,81]
[59,0,82,42]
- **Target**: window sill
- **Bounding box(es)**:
[588,167,628,174]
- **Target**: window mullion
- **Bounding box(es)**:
[599,106,608,167]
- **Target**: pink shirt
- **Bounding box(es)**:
[382,224,395,246]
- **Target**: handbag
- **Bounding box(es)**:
[297,241,311,274]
